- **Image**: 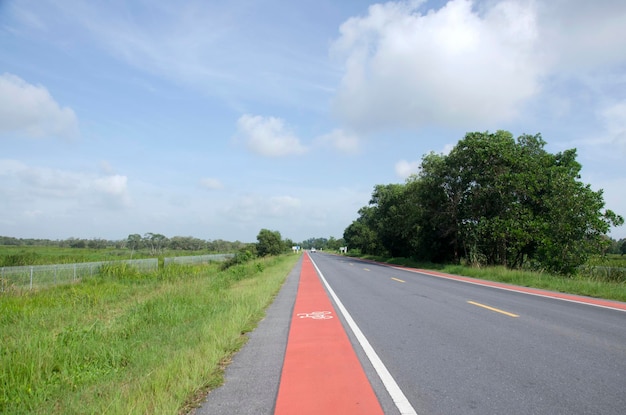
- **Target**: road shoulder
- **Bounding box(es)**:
[193,256,302,415]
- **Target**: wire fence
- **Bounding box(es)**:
[1,254,235,292]
[1,259,158,292]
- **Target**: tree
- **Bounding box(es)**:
[343,206,386,256]
[143,233,168,255]
[256,229,284,257]
[348,131,624,274]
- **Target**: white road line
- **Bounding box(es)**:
[310,256,418,415]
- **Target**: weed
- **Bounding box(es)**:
[0,254,299,414]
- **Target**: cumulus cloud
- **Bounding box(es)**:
[331,0,544,132]
[199,177,223,190]
[316,129,360,154]
[235,114,307,157]
[330,0,626,134]
[0,73,79,139]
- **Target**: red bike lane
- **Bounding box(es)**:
[274,253,384,415]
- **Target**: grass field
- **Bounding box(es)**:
[0,253,300,414]
[0,245,212,267]
[356,255,626,303]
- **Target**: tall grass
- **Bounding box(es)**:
[0,254,300,414]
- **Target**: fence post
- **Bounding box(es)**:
[1,267,4,292]
[30,266,34,290]
[54,265,57,285]
[74,263,77,281]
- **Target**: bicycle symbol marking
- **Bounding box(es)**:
[297,311,333,319]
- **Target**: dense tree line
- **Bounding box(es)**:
[299,236,346,251]
[344,131,624,275]
[0,234,248,254]
[0,232,348,257]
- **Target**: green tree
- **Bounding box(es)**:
[143,233,168,255]
[343,206,386,256]
[127,234,142,256]
[256,229,284,257]
[349,131,623,274]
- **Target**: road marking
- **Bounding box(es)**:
[297,311,333,319]
[467,301,519,318]
[364,268,371,271]
[391,277,406,283]
[310,257,418,415]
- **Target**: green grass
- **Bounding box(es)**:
[352,254,626,303]
[0,254,300,414]
[0,245,220,267]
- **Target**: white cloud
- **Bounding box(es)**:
[235,114,307,157]
[0,159,130,209]
[331,0,544,132]
[316,129,360,154]
[199,177,223,190]
[0,73,79,139]
[330,0,626,134]
[395,159,420,179]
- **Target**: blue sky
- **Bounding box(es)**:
[1,0,625,243]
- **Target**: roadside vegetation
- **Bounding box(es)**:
[341,131,625,303]
[344,131,624,276]
[0,234,251,267]
[348,253,626,303]
[0,252,300,414]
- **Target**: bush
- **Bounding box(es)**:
[220,250,254,270]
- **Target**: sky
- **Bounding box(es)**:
[1,0,625,243]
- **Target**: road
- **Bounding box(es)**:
[197,253,626,415]
[311,253,626,415]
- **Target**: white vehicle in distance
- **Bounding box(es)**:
[310,248,316,253]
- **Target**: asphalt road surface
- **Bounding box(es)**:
[198,253,626,415]
[313,253,626,415]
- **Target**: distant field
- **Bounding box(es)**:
[0,245,214,267]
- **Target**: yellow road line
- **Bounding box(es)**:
[363,268,370,271]
[391,277,405,283]
[467,301,519,318]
